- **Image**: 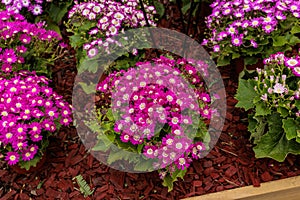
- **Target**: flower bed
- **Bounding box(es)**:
[1,0,300,199]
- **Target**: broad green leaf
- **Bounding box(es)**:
[244,57,258,65]
[253,114,300,162]
[216,56,230,66]
[19,155,42,170]
[295,100,300,110]
[153,1,165,18]
[289,35,300,45]
[134,159,154,172]
[291,25,300,34]
[181,2,191,14]
[105,108,114,121]
[232,52,240,60]
[277,106,289,118]
[78,82,96,94]
[255,102,271,116]
[235,79,257,110]
[78,58,99,74]
[107,147,139,165]
[272,36,287,46]
[248,115,267,143]
[48,1,73,24]
[171,168,187,180]
[162,175,174,192]
[283,118,299,140]
[69,34,84,49]
[92,140,111,152]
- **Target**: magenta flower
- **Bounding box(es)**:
[5,151,19,165]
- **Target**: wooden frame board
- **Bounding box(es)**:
[183,176,300,200]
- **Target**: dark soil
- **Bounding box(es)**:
[1,1,300,200]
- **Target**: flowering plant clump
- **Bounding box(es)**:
[203,0,300,66]
[235,52,300,162]
[0,10,63,76]
[85,56,216,191]
[0,0,52,15]
[66,0,157,67]
[0,70,72,170]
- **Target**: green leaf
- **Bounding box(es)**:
[19,155,42,170]
[107,147,139,165]
[272,36,287,46]
[73,175,94,197]
[255,102,271,116]
[277,106,289,118]
[253,114,300,162]
[162,175,174,192]
[181,2,191,14]
[232,52,240,60]
[283,118,299,140]
[78,82,96,94]
[153,1,165,18]
[235,79,258,110]
[289,35,300,45]
[69,34,84,49]
[291,25,300,34]
[171,168,187,180]
[244,57,258,65]
[295,100,300,110]
[248,115,267,143]
[48,1,72,24]
[134,159,154,172]
[105,108,114,121]
[92,140,111,152]
[216,56,230,66]
[78,58,100,74]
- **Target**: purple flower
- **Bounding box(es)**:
[19,34,31,44]
[250,39,258,48]
[262,24,275,34]
[231,35,243,46]
[292,67,300,77]
[250,18,261,28]
[5,151,19,165]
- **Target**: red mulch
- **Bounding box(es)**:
[1,1,300,200]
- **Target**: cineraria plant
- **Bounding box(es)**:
[0,10,63,76]
[85,56,216,191]
[0,70,72,170]
[0,0,52,15]
[203,0,300,67]
[235,51,300,162]
[65,0,157,68]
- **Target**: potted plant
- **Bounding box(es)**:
[202,0,300,69]
[0,70,72,172]
[83,55,219,191]
[235,51,300,162]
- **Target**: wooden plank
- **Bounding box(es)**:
[183,176,300,200]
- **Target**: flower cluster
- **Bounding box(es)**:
[254,52,300,117]
[67,0,156,58]
[0,71,72,166]
[203,0,300,66]
[96,56,213,181]
[0,10,62,75]
[1,0,52,15]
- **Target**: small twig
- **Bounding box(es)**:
[217,147,238,157]
[223,177,240,187]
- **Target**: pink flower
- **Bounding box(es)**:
[5,152,19,165]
